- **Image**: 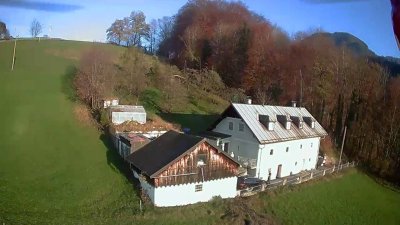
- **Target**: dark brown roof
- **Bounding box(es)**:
[126,130,204,178]
[126,130,239,178]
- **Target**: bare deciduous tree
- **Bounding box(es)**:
[74,47,116,110]
[30,19,42,38]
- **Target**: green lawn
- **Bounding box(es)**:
[262,169,400,225]
[0,40,139,224]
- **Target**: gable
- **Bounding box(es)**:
[126,131,204,178]
[154,142,239,187]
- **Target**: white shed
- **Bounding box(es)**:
[109,105,146,125]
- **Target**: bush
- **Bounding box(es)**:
[100,109,110,126]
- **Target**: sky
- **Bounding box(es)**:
[0,0,398,57]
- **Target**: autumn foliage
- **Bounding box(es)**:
[156,0,400,183]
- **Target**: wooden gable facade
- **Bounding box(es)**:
[153,141,238,187]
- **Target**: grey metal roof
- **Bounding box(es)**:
[232,103,328,144]
[109,105,146,113]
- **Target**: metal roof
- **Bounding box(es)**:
[109,105,146,113]
[231,103,328,144]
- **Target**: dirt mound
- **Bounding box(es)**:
[220,198,277,225]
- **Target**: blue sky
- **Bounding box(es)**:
[0,0,397,57]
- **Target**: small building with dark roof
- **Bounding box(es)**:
[126,130,240,207]
[116,133,150,159]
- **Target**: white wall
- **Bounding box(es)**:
[111,112,146,125]
[256,137,320,180]
[133,170,237,207]
[153,177,238,207]
[213,117,259,161]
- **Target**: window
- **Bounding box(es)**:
[195,184,203,192]
[295,161,298,166]
[223,142,229,153]
[286,147,289,152]
[239,123,244,131]
[197,154,207,166]
[228,122,233,130]
[270,149,273,155]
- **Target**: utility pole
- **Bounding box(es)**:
[299,69,303,107]
[11,38,17,71]
[339,126,347,169]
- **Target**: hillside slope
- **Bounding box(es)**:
[310,32,400,76]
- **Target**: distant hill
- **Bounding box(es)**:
[317,32,376,57]
[310,32,400,77]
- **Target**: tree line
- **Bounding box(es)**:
[104,0,400,183]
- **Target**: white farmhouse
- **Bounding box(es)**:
[208,103,327,181]
[109,105,146,125]
[126,130,239,207]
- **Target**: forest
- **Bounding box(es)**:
[77,0,400,184]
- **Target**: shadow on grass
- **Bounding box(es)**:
[61,65,77,102]
[99,130,141,199]
[158,113,219,133]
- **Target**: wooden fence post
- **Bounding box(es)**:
[323,169,326,176]
[310,172,313,179]
[283,178,287,186]
[332,165,335,173]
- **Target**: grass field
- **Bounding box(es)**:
[1,40,400,225]
[262,169,400,225]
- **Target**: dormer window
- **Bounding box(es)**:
[304,117,316,129]
[277,115,292,130]
[290,116,304,129]
[259,114,276,131]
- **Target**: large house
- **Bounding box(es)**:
[208,103,327,181]
[126,130,240,207]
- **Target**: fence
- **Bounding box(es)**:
[239,161,356,197]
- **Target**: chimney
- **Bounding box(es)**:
[291,100,297,107]
[247,97,252,105]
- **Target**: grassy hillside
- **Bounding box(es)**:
[0,40,140,224]
[1,40,399,225]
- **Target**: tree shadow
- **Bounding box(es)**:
[158,113,219,133]
[61,65,77,102]
[99,130,141,199]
